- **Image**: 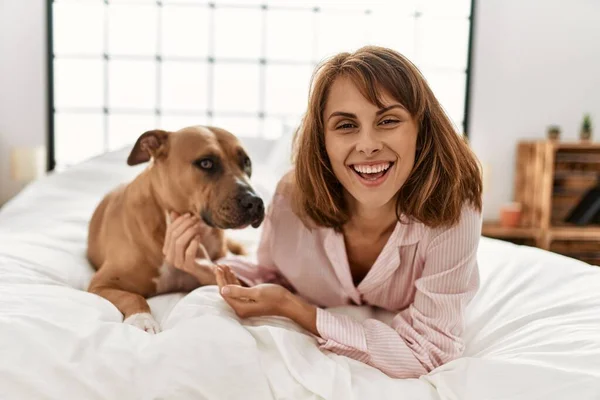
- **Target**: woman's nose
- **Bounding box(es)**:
[355,129,383,156]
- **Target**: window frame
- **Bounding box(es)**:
[45,0,477,172]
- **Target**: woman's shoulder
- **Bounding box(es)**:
[273,170,295,199]
[268,170,300,220]
[454,202,483,227]
[264,171,320,239]
[270,170,331,234]
[421,202,482,246]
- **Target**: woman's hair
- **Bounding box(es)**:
[291,45,482,230]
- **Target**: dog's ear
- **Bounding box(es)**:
[127,130,170,166]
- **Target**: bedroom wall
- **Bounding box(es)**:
[468,0,600,220]
[0,0,47,206]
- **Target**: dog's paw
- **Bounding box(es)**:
[124,312,161,334]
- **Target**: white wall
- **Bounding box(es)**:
[469,0,600,219]
[0,0,47,206]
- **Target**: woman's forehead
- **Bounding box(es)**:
[325,76,404,111]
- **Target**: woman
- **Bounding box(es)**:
[164,46,482,379]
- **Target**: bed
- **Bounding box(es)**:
[1,148,599,400]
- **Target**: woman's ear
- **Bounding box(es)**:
[127,129,170,166]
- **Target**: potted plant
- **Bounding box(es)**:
[580,114,592,141]
[547,125,561,141]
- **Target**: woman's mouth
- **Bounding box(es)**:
[349,161,394,187]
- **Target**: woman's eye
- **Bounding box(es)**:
[337,123,356,130]
[380,119,399,126]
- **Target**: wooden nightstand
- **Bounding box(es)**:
[483,140,600,266]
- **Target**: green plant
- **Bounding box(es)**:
[547,125,561,140]
[582,114,592,132]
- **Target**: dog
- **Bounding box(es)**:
[87,125,265,333]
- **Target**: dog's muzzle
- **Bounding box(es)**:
[200,190,265,229]
[238,191,265,228]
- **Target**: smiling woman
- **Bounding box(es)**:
[294,47,481,231]
[324,78,418,212]
[167,45,483,379]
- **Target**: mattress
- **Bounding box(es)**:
[0,149,599,399]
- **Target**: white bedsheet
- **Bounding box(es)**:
[1,149,599,400]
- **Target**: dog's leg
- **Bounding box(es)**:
[90,285,160,333]
[89,272,161,334]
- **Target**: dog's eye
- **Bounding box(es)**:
[243,156,252,176]
[195,158,214,170]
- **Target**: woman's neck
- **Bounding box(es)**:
[344,196,398,239]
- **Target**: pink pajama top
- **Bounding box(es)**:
[218,183,482,379]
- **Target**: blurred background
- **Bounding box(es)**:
[1,0,599,262]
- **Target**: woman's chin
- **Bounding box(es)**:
[346,189,398,211]
[338,171,403,211]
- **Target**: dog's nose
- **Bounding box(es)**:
[239,193,264,215]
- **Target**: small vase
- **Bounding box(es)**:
[547,128,560,141]
[500,202,522,228]
[580,129,592,141]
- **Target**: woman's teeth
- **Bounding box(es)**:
[352,162,391,174]
[351,162,392,181]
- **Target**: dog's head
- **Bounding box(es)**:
[127,125,264,229]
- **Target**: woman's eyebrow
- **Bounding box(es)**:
[327,104,405,121]
[327,111,357,121]
[375,104,406,116]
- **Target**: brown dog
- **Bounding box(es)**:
[87,125,264,333]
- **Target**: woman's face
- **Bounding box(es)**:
[324,76,418,211]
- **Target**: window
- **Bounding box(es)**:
[49,0,473,170]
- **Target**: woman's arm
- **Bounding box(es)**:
[290,206,482,379]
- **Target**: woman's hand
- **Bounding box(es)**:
[216,266,319,335]
[163,212,216,285]
[215,266,288,317]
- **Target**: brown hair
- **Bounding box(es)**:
[291,45,482,230]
